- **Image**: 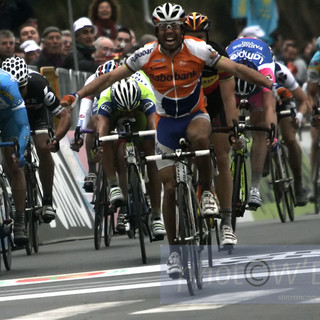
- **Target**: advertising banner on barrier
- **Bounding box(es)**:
[39,132,94,244]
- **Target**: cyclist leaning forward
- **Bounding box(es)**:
[184,12,238,246]
[95,71,166,237]
[61,2,279,278]
[2,57,71,223]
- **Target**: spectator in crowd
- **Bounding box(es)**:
[270,30,284,61]
[0,29,15,64]
[30,26,64,69]
[61,30,72,56]
[281,42,308,86]
[62,17,100,73]
[88,0,120,40]
[92,36,115,63]
[19,23,41,46]
[20,39,41,64]
[0,0,34,34]
[113,27,132,55]
[14,40,25,60]
[137,34,157,47]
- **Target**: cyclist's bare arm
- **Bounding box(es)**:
[307,81,319,108]
[263,90,277,130]
[147,113,156,131]
[216,56,273,90]
[54,108,71,141]
[78,65,134,99]
[219,77,238,126]
[291,86,309,115]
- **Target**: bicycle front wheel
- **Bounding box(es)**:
[177,183,203,295]
[94,165,107,250]
[0,177,13,271]
[128,165,147,264]
[231,154,247,231]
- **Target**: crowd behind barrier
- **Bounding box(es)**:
[29,65,92,128]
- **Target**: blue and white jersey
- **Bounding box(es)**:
[226,37,275,71]
[275,62,299,91]
[0,69,30,162]
[0,69,25,111]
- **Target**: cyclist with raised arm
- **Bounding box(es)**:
[61,2,278,278]
[274,61,309,205]
[184,12,238,246]
[226,36,278,210]
[96,74,165,236]
[0,67,30,245]
[71,60,119,192]
[2,57,71,223]
[306,36,320,201]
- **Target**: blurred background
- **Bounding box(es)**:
[28,0,319,48]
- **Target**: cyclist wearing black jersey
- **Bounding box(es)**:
[184,12,238,246]
[2,57,71,223]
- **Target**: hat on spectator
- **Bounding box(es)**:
[239,25,266,38]
[20,40,41,53]
[73,17,97,35]
[42,26,62,38]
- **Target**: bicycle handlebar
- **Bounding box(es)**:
[99,130,156,142]
[145,149,212,162]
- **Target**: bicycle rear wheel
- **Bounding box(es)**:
[104,208,114,247]
[270,145,295,223]
[0,177,13,271]
[128,165,147,264]
[94,165,107,250]
[313,148,320,214]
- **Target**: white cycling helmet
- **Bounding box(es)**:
[1,57,29,87]
[95,59,119,77]
[111,78,141,112]
[152,2,186,25]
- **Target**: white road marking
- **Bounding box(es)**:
[131,303,225,314]
[6,301,142,320]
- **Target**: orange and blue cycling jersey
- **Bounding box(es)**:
[125,35,222,118]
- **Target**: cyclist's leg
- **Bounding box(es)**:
[98,115,124,206]
[187,113,219,216]
[309,126,320,201]
[280,117,307,205]
[83,115,98,192]
[1,120,27,244]
[248,91,276,208]
[30,108,55,222]
[1,147,27,244]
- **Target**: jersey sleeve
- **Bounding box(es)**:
[96,88,114,117]
[12,103,30,157]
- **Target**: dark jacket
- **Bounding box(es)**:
[62,43,99,73]
[30,48,65,69]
